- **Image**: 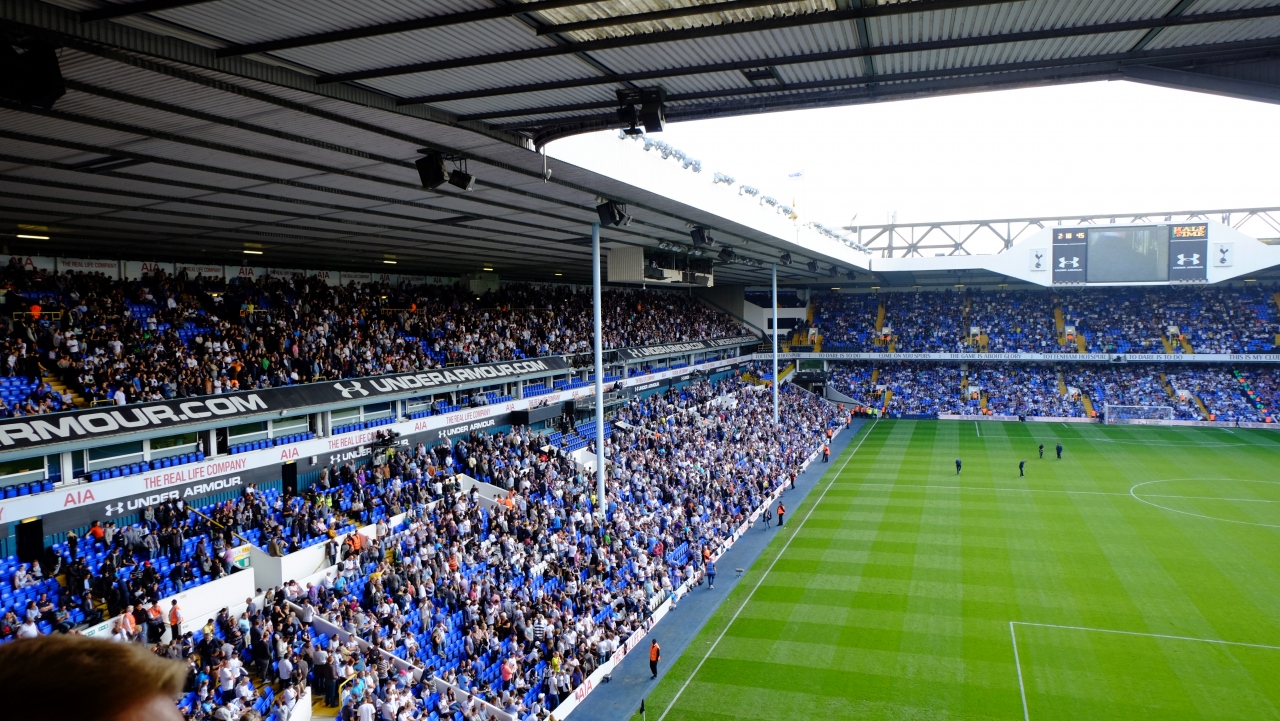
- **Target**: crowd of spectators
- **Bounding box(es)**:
[301,377,839,720]
[0,259,746,414]
[828,362,1276,422]
[3,372,843,721]
[810,285,1279,355]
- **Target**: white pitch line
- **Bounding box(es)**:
[1012,621,1280,651]
[850,482,1129,497]
[655,420,879,721]
[1010,622,1030,721]
[1142,493,1280,503]
[975,421,981,437]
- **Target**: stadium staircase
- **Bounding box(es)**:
[887,338,896,352]
[1057,372,1068,396]
[875,302,886,333]
[1160,372,1176,398]
[881,389,893,413]
[1233,369,1274,421]
[1075,335,1088,353]
[870,369,880,385]
[42,372,86,408]
[1193,395,1211,420]
[979,391,988,411]
[1054,306,1067,346]
[1161,334,1175,354]
[1179,335,1195,354]
[1081,394,1096,418]
[813,334,822,352]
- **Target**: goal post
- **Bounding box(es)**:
[1103,405,1175,425]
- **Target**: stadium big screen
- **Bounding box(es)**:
[1053,223,1208,283]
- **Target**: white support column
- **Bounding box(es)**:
[592,222,607,519]
[772,262,779,424]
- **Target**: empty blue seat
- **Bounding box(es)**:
[41,480,52,493]
[17,484,29,496]
[4,486,15,499]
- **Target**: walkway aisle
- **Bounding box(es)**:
[569,419,867,721]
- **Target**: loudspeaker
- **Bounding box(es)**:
[448,168,475,191]
[639,88,666,133]
[596,201,627,227]
[0,43,65,110]
[415,153,447,189]
[15,517,44,564]
[281,462,298,496]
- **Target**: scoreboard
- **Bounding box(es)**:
[1052,223,1207,283]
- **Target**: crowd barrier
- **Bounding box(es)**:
[81,565,258,646]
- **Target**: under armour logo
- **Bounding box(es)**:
[1058,257,1079,269]
[104,502,124,517]
[1176,254,1200,266]
[333,381,369,398]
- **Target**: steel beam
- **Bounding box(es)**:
[214,0,605,58]
[409,34,1280,108]
[535,0,1018,36]
[592,221,606,520]
[80,0,219,23]
[319,4,1280,84]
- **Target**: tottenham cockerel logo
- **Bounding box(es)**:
[333,381,369,398]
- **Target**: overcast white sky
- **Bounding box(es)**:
[550,80,1280,230]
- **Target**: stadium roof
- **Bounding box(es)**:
[30,0,1280,145]
[1,0,1279,284]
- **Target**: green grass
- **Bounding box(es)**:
[638,420,1280,721]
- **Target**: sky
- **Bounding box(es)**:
[549,80,1280,232]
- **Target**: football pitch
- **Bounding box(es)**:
[639,420,1280,721]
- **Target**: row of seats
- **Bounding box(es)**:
[88,452,206,482]
[228,432,315,454]
[2,480,54,498]
[332,417,394,435]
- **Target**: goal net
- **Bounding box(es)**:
[1103,405,1175,425]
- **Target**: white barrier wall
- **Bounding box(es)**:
[249,545,283,590]
[278,542,331,587]
[82,567,258,643]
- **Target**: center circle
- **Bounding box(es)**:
[1130,479,1280,529]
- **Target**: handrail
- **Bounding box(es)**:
[336,673,358,705]
[187,505,257,549]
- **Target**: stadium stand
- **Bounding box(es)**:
[0,374,842,721]
[828,362,1278,423]
[812,286,1279,354]
[0,261,744,411]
